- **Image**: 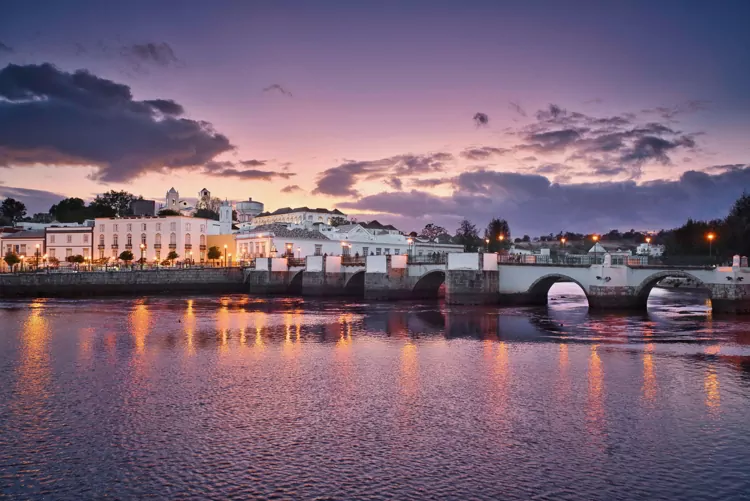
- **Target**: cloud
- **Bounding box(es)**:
[385,177,403,190]
[122,42,181,67]
[459,146,509,161]
[281,184,303,193]
[263,84,292,97]
[642,100,709,120]
[204,161,294,181]
[0,42,12,53]
[410,178,454,188]
[0,185,65,214]
[339,166,750,235]
[508,101,527,117]
[240,159,267,167]
[313,152,453,197]
[0,63,233,182]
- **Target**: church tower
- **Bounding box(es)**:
[219,200,232,234]
[166,188,179,211]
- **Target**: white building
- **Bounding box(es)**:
[252,207,346,227]
[45,226,94,261]
[95,215,215,263]
[636,242,665,257]
[1,230,45,261]
[232,220,463,261]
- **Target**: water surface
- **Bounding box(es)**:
[1,284,749,500]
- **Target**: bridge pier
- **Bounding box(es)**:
[364,255,418,300]
[245,258,297,294]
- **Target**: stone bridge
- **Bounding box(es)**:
[245,253,750,313]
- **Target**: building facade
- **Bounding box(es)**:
[94,215,213,263]
[45,226,94,261]
[252,207,346,227]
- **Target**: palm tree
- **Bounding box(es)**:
[167,250,179,266]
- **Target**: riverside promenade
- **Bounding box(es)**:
[0,267,245,298]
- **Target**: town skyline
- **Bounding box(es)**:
[2,0,750,236]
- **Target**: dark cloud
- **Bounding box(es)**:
[0,42,12,53]
[0,185,65,214]
[385,177,403,190]
[473,112,489,126]
[281,184,303,194]
[460,146,509,161]
[642,100,709,120]
[240,159,267,167]
[410,178,454,188]
[508,101,526,117]
[204,161,294,181]
[513,103,700,179]
[313,152,453,197]
[340,166,750,235]
[263,84,293,97]
[122,42,180,67]
[0,63,233,182]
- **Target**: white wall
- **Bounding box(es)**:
[306,255,324,272]
[270,258,288,271]
[482,253,498,271]
[367,255,388,273]
[391,255,407,269]
[46,229,93,260]
[325,255,341,273]
[448,253,480,270]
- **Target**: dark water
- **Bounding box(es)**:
[1,284,750,500]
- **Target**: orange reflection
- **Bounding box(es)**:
[254,311,267,349]
[184,299,196,355]
[704,365,720,411]
[586,345,605,443]
[15,306,52,411]
[642,345,657,404]
[129,301,149,354]
[399,342,419,401]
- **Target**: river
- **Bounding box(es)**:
[1,284,749,500]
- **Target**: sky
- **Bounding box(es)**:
[1,0,750,236]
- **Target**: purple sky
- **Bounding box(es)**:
[1,0,749,235]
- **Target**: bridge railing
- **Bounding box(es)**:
[498,254,604,266]
[287,257,306,267]
[407,253,448,265]
[341,256,366,266]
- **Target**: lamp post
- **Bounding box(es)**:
[35,244,40,270]
[188,251,193,266]
[139,243,145,270]
[20,255,25,272]
[297,247,301,259]
[707,233,715,257]
[407,238,413,257]
[223,244,228,266]
[592,235,600,265]
[485,238,490,253]
[228,253,232,267]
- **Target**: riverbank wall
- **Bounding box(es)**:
[0,268,245,298]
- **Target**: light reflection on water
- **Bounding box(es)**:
[0,284,749,500]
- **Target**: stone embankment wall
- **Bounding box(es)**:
[0,268,245,298]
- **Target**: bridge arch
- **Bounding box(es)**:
[526,273,589,305]
[413,270,446,298]
[634,270,710,306]
[288,270,304,294]
[344,271,365,296]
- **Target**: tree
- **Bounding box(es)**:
[194,208,219,220]
[0,198,27,224]
[4,252,20,270]
[454,219,480,252]
[20,213,54,223]
[119,250,134,263]
[329,216,350,227]
[90,190,141,217]
[419,223,448,241]
[50,197,91,223]
[167,250,179,264]
[157,209,181,216]
[207,246,222,264]
[484,218,511,252]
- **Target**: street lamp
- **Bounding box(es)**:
[139,243,145,270]
[485,238,490,252]
[297,247,301,259]
[407,238,413,257]
[188,251,193,266]
[228,253,232,267]
[224,244,228,266]
[35,244,40,270]
[707,232,715,257]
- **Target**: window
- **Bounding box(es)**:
[342,245,351,256]
[112,249,117,258]
[156,223,161,231]
[66,235,73,244]
[141,233,147,245]
[99,249,104,260]
[127,224,132,232]
[99,224,105,231]
[20,244,26,254]
[363,247,369,256]
[376,248,382,255]
[66,248,72,258]
[49,249,56,259]
[113,224,118,232]
[394,248,400,255]
[384,248,390,255]
[170,233,176,245]
[141,223,147,231]
[200,224,205,232]
[155,233,161,245]
[185,233,191,245]
[186,223,191,231]
[113,234,119,246]
[83,248,90,257]
[99,234,104,245]
[156,250,161,261]
[170,222,176,231]
[200,234,206,246]
[127,234,132,246]
[285,243,293,256]
[83,234,89,244]
[314,244,322,256]
[50,235,56,243]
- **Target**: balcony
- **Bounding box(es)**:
[169,244,177,250]
[97,245,105,250]
[184,244,192,250]
[154,244,161,249]
[111,244,119,249]
[200,245,207,251]
[125,244,133,250]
